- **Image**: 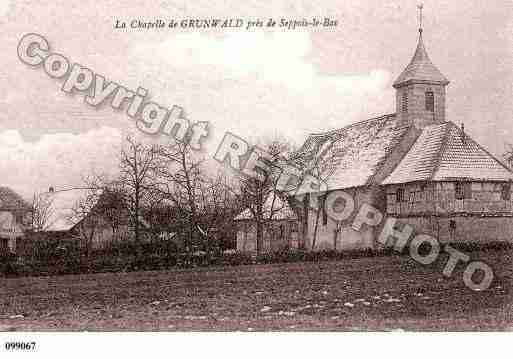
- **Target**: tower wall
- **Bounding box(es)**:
[395,82,446,127]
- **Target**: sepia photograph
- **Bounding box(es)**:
[0,0,512,356]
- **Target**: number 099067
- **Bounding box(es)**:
[4,342,36,351]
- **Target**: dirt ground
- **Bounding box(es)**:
[0,248,511,331]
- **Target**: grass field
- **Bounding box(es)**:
[0,248,511,331]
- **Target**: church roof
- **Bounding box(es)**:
[293,114,411,190]
[393,31,449,87]
[382,122,513,184]
[294,115,513,190]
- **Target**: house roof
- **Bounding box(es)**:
[393,31,449,87]
[382,122,513,184]
[0,187,30,211]
[41,188,98,232]
[234,193,296,221]
[293,114,411,190]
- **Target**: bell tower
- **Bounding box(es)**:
[394,5,449,128]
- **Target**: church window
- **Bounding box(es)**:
[455,182,463,199]
[449,220,456,230]
[402,93,408,113]
[396,187,405,202]
[501,182,511,201]
[455,182,472,200]
[425,91,434,112]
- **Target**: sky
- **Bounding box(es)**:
[0,0,512,198]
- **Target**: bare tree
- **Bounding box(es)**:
[197,172,240,257]
[97,186,129,242]
[30,192,54,232]
[298,139,338,251]
[69,189,103,259]
[139,186,169,243]
[236,138,293,255]
[118,136,162,249]
[155,140,204,258]
[504,144,513,169]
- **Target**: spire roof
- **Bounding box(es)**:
[393,30,449,88]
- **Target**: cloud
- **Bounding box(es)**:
[131,31,393,149]
[141,31,390,93]
[0,127,123,199]
[0,0,10,18]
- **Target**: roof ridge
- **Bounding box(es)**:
[429,122,451,179]
[307,113,397,137]
[368,122,422,186]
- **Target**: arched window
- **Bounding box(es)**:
[402,92,408,113]
[425,91,434,112]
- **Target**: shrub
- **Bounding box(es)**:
[4,239,512,278]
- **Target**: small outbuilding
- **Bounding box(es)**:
[234,194,299,253]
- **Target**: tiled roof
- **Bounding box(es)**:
[0,187,30,211]
[293,114,411,190]
[234,193,296,221]
[41,189,98,232]
[381,124,446,184]
[382,122,513,184]
[393,32,449,87]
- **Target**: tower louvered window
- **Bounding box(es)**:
[425,91,434,112]
[402,93,408,113]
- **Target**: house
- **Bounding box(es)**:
[24,187,131,251]
[237,23,513,253]
[0,187,31,255]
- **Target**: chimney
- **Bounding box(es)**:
[461,123,466,144]
[49,186,55,193]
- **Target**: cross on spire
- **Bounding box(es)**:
[417,3,424,33]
